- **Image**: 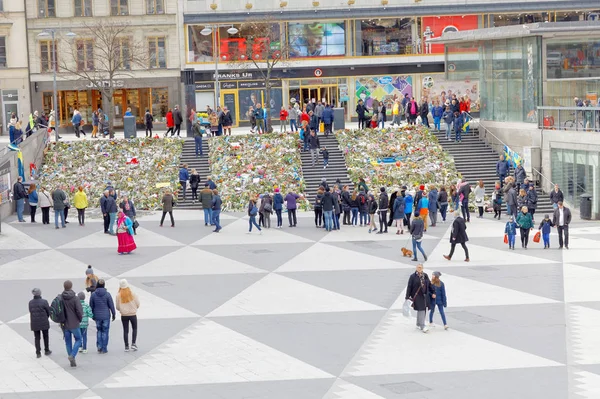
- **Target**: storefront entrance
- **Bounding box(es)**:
[299,85,338,106]
[220,91,238,127]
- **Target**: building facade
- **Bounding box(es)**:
[0,0,32,136]
[26,0,182,129]
[181,0,600,126]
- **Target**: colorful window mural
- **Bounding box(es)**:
[355,76,413,111]
[421,75,480,112]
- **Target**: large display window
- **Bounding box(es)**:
[353,18,414,56]
[487,13,549,28]
[546,37,600,80]
[355,76,412,112]
[218,23,281,61]
[421,15,479,54]
[288,22,346,58]
[187,25,215,63]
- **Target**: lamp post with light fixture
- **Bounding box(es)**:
[37,29,76,142]
[200,25,239,109]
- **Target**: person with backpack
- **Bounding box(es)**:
[273,188,284,229]
[247,196,262,234]
[55,280,83,367]
[314,188,324,228]
[89,279,115,354]
[77,292,94,354]
[29,288,52,359]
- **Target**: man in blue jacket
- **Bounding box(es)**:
[322,104,334,136]
[496,155,510,188]
[89,279,115,354]
[179,163,189,201]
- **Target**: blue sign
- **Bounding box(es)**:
[378,76,393,85]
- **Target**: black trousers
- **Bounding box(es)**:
[165,127,174,137]
[146,128,152,137]
[529,208,536,220]
[343,210,351,224]
[77,208,85,225]
[379,210,388,232]
[520,227,530,247]
[288,209,297,226]
[404,213,412,227]
[174,124,181,136]
[103,213,110,233]
[314,208,323,226]
[30,205,37,222]
[191,186,198,200]
[64,206,69,222]
[448,242,469,259]
[558,225,569,248]
[41,207,50,224]
[160,211,174,226]
[121,315,138,346]
[33,329,49,354]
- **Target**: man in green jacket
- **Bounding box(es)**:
[199,184,213,226]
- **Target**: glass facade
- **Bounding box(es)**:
[551,147,600,218]
[353,19,413,56]
[546,37,600,80]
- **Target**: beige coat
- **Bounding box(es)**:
[116,293,140,316]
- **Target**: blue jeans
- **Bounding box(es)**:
[461,199,470,221]
[440,203,448,221]
[95,319,110,352]
[212,210,221,230]
[64,328,82,357]
[333,213,340,230]
[323,158,328,167]
[378,120,385,128]
[508,233,516,248]
[303,134,309,151]
[323,210,333,231]
[433,116,441,130]
[194,135,203,156]
[429,303,447,325]
[290,119,298,132]
[543,233,550,247]
[351,208,359,225]
[109,212,117,234]
[446,122,452,139]
[455,129,462,141]
[275,209,282,227]
[203,208,213,225]
[80,327,88,350]
[412,238,426,260]
[359,211,367,225]
[54,209,65,228]
[16,198,25,221]
[249,215,261,231]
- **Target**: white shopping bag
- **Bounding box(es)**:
[402,299,414,318]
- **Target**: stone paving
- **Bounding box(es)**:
[0,210,598,398]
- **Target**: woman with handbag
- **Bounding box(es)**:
[116,211,137,255]
[260,192,273,229]
[120,195,137,234]
[474,180,485,218]
[405,264,433,333]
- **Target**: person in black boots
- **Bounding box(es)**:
[443,211,470,262]
[377,187,389,234]
[29,288,52,359]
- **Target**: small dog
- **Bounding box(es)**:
[401,247,413,258]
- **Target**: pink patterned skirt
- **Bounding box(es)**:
[117,232,137,254]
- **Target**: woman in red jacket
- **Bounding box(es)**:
[164,109,174,137]
[279,106,289,133]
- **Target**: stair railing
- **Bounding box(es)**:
[477,121,509,156]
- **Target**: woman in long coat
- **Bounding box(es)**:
[405,264,433,332]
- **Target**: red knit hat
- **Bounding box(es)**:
[419,184,425,191]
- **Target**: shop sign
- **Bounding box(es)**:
[314,68,323,77]
[1,90,18,102]
[378,76,393,85]
[86,80,125,88]
[221,82,238,90]
[195,82,215,91]
[238,80,282,89]
[214,72,255,80]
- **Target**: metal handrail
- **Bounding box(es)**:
[477,121,509,150]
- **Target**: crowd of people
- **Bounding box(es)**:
[28,267,140,367]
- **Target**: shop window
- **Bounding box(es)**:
[40,40,58,72]
[74,0,92,17]
[38,0,56,17]
[151,88,168,122]
[146,0,164,15]
[148,37,166,69]
[76,40,94,71]
[354,18,413,56]
[546,38,600,80]
[0,0,3,12]
[0,37,6,68]
[421,16,479,54]
[288,22,346,58]
[356,76,413,111]
[116,38,131,70]
[217,23,281,62]
[488,13,549,27]
[555,10,600,22]
[187,25,214,63]
[111,0,128,15]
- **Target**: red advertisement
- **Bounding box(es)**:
[421,15,479,54]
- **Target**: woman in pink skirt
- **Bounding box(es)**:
[116,211,137,255]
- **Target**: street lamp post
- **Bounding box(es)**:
[201,25,238,110]
[37,29,76,142]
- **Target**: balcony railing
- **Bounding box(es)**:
[537,106,600,132]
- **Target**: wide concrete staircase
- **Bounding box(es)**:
[300,134,354,205]
[432,129,554,215]
[176,138,210,209]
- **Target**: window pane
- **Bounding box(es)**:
[151,88,168,122]
[48,0,55,16]
[149,40,156,67]
[0,37,6,68]
[354,18,412,56]
[156,0,163,14]
[86,42,94,70]
[288,22,346,58]
[74,0,81,16]
[158,38,166,68]
[146,0,153,14]
[84,0,92,16]
[120,0,128,14]
[187,25,214,62]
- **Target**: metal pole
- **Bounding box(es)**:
[52,30,59,142]
[214,25,220,108]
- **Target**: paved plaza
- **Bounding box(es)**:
[0,210,599,398]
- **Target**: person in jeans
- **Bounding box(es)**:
[179,163,189,201]
[405,264,433,333]
[13,176,27,222]
[200,184,213,226]
[254,103,265,133]
[62,280,83,367]
[247,198,262,234]
[29,288,52,359]
[51,185,67,229]
[308,130,320,167]
[116,279,140,352]
[211,189,222,233]
[28,183,39,223]
[77,292,94,354]
[89,279,115,354]
[193,120,204,157]
[285,191,300,227]
[106,189,118,234]
[321,188,335,232]
[552,201,571,249]
[429,271,448,330]
[549,184,564,210]
[173,105,183,137]
[410,213,427,262]
[273,188,284,229]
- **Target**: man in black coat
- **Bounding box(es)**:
[444,211,470,262]
[62,280,83,367]
[356,100,367,129]
[458,181,472,222]
[552,201,572,249]
[173,105,183,137]
[405,264,433,332]
[377,187,389,234]
[13,176,27,222]
[29,288,52,358]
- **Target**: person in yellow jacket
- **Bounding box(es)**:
[392,99,400,126]
[73,186,89,226]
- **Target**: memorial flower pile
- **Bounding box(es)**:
[39,138,184,210]
[209,133,309,211]
[336,126,462,190]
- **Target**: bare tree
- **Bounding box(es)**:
[227,19,289,132]
[59,20,149,135]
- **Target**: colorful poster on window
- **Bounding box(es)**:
[355,76,413,111]
[0,171,10,205]
[421,15,479,54]
[421,75,480,112]
[288,22,346,57]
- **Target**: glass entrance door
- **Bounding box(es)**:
[300,86,338,108]
[3,103,18,135]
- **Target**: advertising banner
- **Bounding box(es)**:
[288,22,346,58]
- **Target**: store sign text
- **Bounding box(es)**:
[86,80,125,88]
[213,72,255,80]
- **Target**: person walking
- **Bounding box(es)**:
[392,192,406,234]
[496,155,510,188]
[179,163,189,202]
[165,109,174,137]
[516,206,533,249]
[51,185,67,229]
[526,182,538,222]
[160,190,175,227]
[211,189,223,233]
[443,211,470,262]
[492,182,503,220]
[100,190,110,233]
[549,184,564,210]
[200,183,213,226]
[429,271,448,330]
[91,110,99,138]
[418,189,429,231]
[458,180,472,222]
[27,183,39,223]
[89,279,115,354]
[442,106,453,140]
[190,169,201,202]
[173,105,183,137]
[538,214,554,249]
[254,104,265,134]
[308,130,320,167]
[428,185,439,227]
[193,120,204,157]
[77,292,93,354]
[403,186,413,232]
[474,180,485,218]
[62,186,71,225]
[420,99,430,128]
[221,107,233,136]
[61,281,83,367]
[116,211,137,255]
[410,213,427,261]
[29,288,52,359]
[322,104,334,135]
[505,215,517,250]
[285,191,300,227]
[247,197,262,234]
[273,188,284,229]
[375,187,388,233]
[438,186,448,222]
[116,279,140,352]
[288,105,298,132]
[514,162,526,192]
[405,264,433,333]
[504,178,518,219]
[13,176,26,222]
[39,186,52,225]
[391,99,400,126]
[144,109,154,138]
[85,265,98,293]
[432,101,444,131]
[453,111,464,142]
[552,201,571,249]
[74,186,88,226]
